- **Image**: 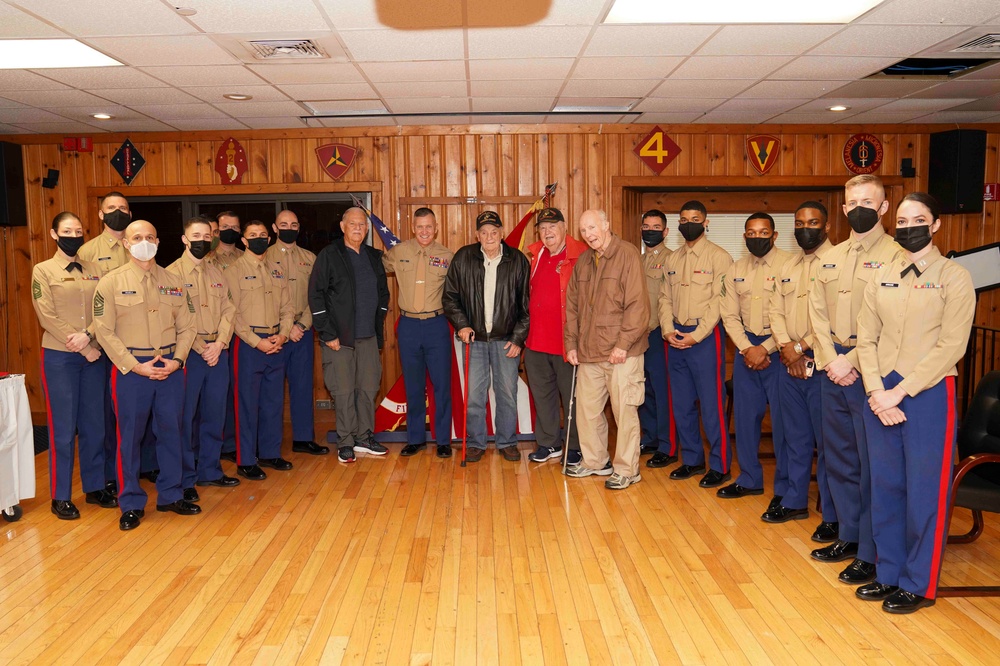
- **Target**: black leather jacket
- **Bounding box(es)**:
[443,241,530,347]
[308,237,390,349]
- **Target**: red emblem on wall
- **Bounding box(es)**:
[214,137,248,185]
[843,134,884,175]
[316,143,357,180]
[746,134,780,175]
[633,126,681,175]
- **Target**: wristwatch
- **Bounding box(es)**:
[793,341,803,355]
[174,357,185,369]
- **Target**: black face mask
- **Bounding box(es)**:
[187,239,211,260]
[677,221,704,242]
[894,225,933,253]
[278,228,299,244]
[56,235,85,257]
[745,237,772,258]
[102,210,130,232]
[847,206,880,234]
[641,230,664,247]
[246,237,269,256]
[219,228,241,245]
[794,227,825,251]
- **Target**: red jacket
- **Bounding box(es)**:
[526,235,588,359]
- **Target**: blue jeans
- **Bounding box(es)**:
[466,339,519,450]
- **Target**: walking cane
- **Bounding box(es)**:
[562,364,578,474]
[461,339,471,467]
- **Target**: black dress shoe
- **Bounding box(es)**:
[237,465,267,481]
[220,451,237,463]
[437,445,452,458]
[839,559,876,584]
[85,489,119,508]
[139,469,160,483]
[197,474,241,487]
[761,505,809,523]
[464,448,485,463]
[811,539,858,563]
[119,509,144,531]
[258,457,293,471]
[51,500,80,520]
[501,446,522,462]
[646,452,678,468]
[401,443,427,457]
[669,464,706,480]
[716,483,764,499]
[105,480,118,496]
[699,470,731,488]
[812,521,839,543]
[183,488,200,502]
[292,440,330,455]
[767,495,783,511]
[156,499,202,515]
[640,443,657,456]
[882,589,935,614]
[856,582,899,601]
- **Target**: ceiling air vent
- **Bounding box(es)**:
[951,34,1000,53]
[246,39,327,60]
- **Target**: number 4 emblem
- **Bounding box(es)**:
[633,126,682,175]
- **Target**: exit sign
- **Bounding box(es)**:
[633,126,681,175]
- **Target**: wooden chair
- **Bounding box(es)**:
[939,371,1000,597]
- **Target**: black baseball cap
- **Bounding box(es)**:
[535,207,564,226]
[476,211,502,229]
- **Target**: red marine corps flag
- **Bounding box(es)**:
[214,137,248,185]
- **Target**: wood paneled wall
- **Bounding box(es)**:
[2,123,998,421]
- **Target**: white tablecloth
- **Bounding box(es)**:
[0,374,36,512]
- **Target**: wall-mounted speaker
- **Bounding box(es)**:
[0,141,27,227]
[900,158,916,178]
[42,168,59,189]
[928,129,987,215]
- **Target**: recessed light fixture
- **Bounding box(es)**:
[0,39,122,69]
[175,7,197,16]
[223,93,253,101]
[91,113,113,120]
[605,0,886,24]
[828,105,851,112]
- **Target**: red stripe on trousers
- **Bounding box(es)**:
[714,328,728,472]
[232,337,242,466]
[926,376,956,599]
[39,349,57,498]
[664,339,677,456]
[111,367,124,496]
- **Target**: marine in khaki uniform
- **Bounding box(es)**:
[807,174,902,586]
[210,210,243,460]
[167,217,239,493]
[719,213,790,502]
[765,202,838,539]
[224,220,295,481]
[383,207,455,458]
[657,200,734,488]
[638,209,678,469]
[855,192,975,613]
[32,211,117,520]
[92,220,200,532]
[266,210,326,455]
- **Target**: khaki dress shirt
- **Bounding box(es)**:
[721,247,791,353]
[657,235,734,343]
[768,239,833,350]
[642,242,672,331]
[31,253,102,353]
[78,230,128,277]
[223,252,295,348]
[266,242,317,329]
[166,253,236,354]
[383,239,454,314]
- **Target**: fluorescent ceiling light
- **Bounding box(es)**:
[0,39,122,69]
[552,105,633,113]
[604,0,886,24]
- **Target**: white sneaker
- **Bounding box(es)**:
[564,461,613,478]
[605,472,641,490]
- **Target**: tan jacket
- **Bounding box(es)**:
[223,252,295,348]
[166,252,236,354]
[31,253,102,353]
[266,242,317,328]
[768,239,833,350]
[856,246,975,397]
[721,246,791,353]
[565,234,649,363]
[642,242,672,331]
[657,235,734,343]
[78,230,128,277]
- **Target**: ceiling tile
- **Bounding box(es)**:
[833,111,926,123]
[51,105,152,122]
[649,79,754,98]
[769,112,859,124]
[90,88,200,106]
[711,98,812,114]
[770,56,900,80]
[37,66,169,89]
[822,78,940,98]
[185,0,329,32]
[384,98,471,114]
[468,58,574,80]
[634,98,726,113]
[469,115,548,124]
[181,86,291,103]
[375,80,469,98]
[533,0,609,25]
[279,83,378,100]
[248,63,366,85]
[167,119,251,131]
[586,25,718,57]
[634,112,703,124]
[694,109,779,124]
[560,79,659,97]
[213,100,308,118]
[857,0,1000,25]
[909,79,1000,98]
[545,113,624,123]
[339,29,465,61]
[792,97,891,113]
[140,66,265,87]
[0,108,77,123]
[808,25,966,57]
[317,117,397,128]
[359,60,468,82]
[316,0,383,30]
[82,118,178,132]
[572,57,682,80]
[239,117,309,129]
[471,97,555,112]
[21,0,197,36]
[0,98,28,109]
[10,120,103,133]
[957,61,1000,80]
[130,104,229,120]
[555,97,638,109]
[911,110,1000,123]
[0,123,26,134]
[698,25,840,56]
[670,56,794,80]
[88,36,240,67]
[397,115,471,125]
[303,100,387,114]
[468,26,590,59]
[875,97,975,112]
[0,2,67,37]
[0,70,70,91]
[945,95,1000,112]
[469,80,563,97]
[738,80,851,99]
[0,89,114,107]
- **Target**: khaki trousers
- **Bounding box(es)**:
[575,355,645,477]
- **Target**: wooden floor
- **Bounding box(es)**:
[2,443,1000,666]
